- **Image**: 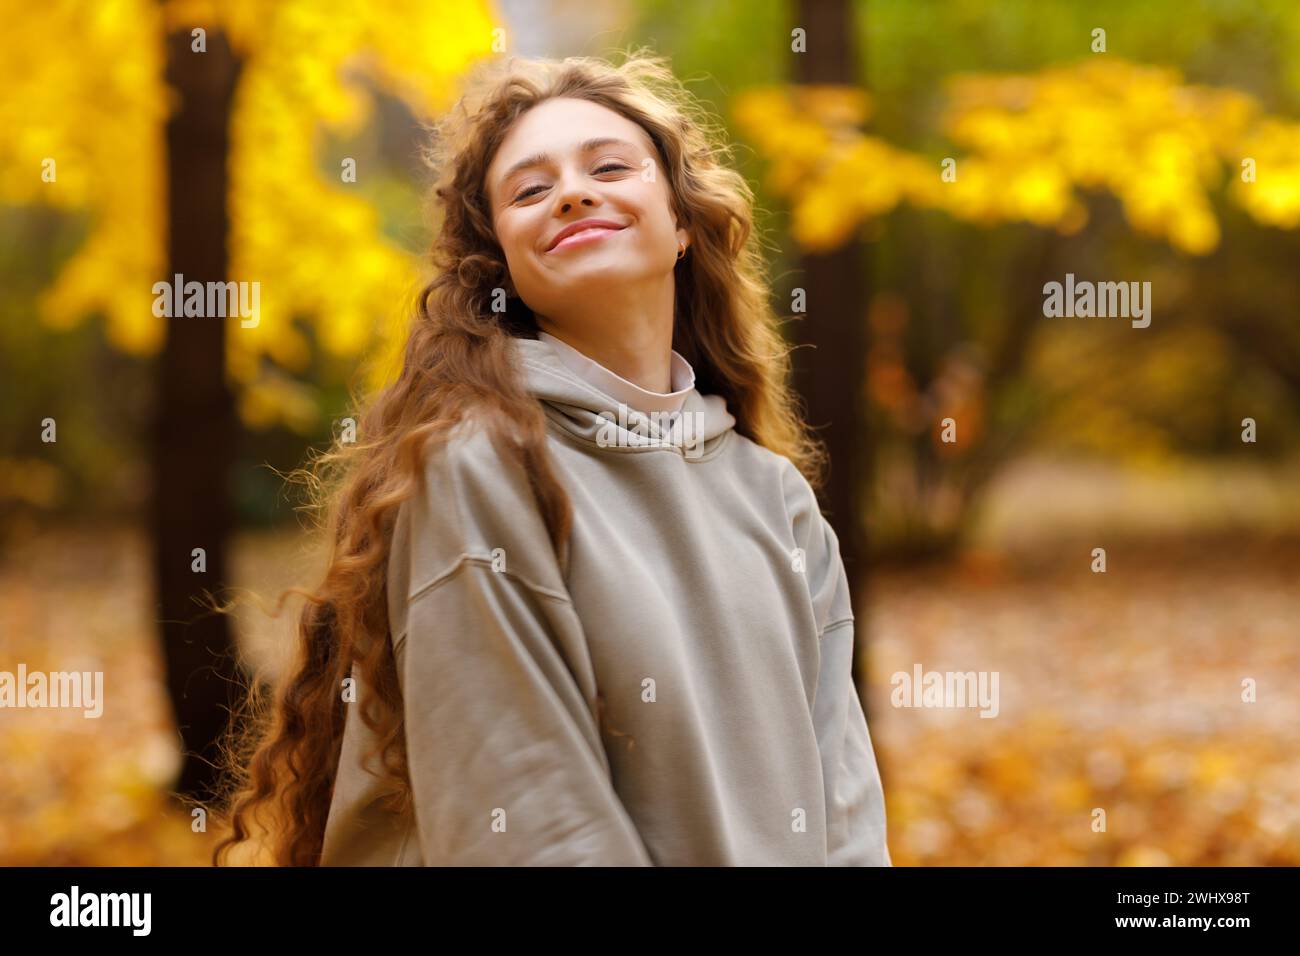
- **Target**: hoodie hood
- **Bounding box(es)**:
[512,335,736,459]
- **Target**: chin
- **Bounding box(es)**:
[553,261,643,283]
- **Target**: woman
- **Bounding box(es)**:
[212,50,890,867]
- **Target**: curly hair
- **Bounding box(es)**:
[208,47,827,866]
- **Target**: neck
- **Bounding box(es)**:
[535,276,676,392]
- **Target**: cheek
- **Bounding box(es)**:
[639,184,677,235]
[502,213,545,260]
[494,222,528,270]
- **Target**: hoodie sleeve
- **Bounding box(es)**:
[390,420,654,866]
[786,465,892,866]
[814,611,893,866]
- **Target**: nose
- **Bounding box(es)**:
[553,165,598,213]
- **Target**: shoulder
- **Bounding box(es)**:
[721,432,847,611]
[416,411,524,490]
[718,430,820,522]
[757,444,853,631]
[734,434,828,550]
[392,412,564,604]
[408,412,555,533]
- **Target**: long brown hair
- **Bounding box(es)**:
[209,48,827,866]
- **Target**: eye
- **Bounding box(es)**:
[512,162,631,203]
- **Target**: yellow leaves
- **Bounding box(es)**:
[1117,845,1175,866]
[355,276,423,396]
[793,85,874,128]
[986,750,1037,798]
[946,107,1029,155]
[940,157,1080,229]
[876,707,1299,867]
[736,57,1300,256]
[0,528,217,866]
[0,1,167,354]
[217,0,497,429]
[1,0,497,431]
[731,86,835,196]
[238,371,320,435]
[941,60,1256,254]
[1232,119,1300,228]
[1194,748,1239,789]
[870,542,1300,865]
[40,228,167,353]
[1050,777,1092,813]
[1006,162,1075,226]
[793,178,860,250]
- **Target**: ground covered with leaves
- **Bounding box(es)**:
[869,533,1300,865]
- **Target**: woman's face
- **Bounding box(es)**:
[486,97,688,318]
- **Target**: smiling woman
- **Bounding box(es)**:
[209,49,891,867]
[486,96,693,389]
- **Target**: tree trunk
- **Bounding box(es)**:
[792,0,872,677]
[154,26,242,804]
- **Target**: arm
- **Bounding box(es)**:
[814,611,892,866]
[392,422,653,866]
[785,464,892,866]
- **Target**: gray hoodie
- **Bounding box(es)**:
[319,334,891,866]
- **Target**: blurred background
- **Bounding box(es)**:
[2,0,1298,865]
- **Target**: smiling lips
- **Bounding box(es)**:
[547,220,626,252]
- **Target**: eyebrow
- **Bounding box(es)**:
[497,137,640,194]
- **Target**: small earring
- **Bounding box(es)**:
[676,241,686,260]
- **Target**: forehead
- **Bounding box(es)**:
[487,98,654,191]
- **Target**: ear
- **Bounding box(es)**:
[675,226,691,255]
